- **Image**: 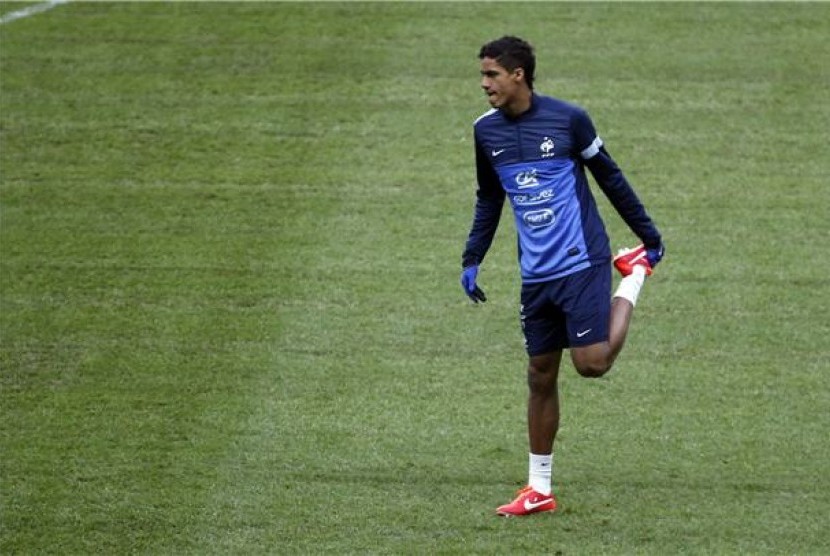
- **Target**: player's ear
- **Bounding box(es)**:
[513,67,525,84]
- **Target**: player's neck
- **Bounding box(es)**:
[501,89,533,119]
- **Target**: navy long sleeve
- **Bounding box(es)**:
[462,141,505,268]
[585,147,662,249]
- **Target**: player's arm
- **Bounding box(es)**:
[460,136,505,302]
[573,109,663,253]
[462,138,505,268]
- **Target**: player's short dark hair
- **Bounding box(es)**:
[479,36,536,90]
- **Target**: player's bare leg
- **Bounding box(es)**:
[495,351,562,516]
[569,297,633,378]
[527,351,562,454]
[570,252,650,377]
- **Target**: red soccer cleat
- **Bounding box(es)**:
[496,486,557,516]
[613,244,653,277]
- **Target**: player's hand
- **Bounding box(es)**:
[646,242,665,268]
[460,265,487,303]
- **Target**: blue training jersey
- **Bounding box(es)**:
[462,93,661,284]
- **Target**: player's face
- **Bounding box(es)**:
[480,57,525,111]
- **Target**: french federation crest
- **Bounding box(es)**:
[540,137,555,158]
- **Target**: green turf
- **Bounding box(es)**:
[2,2,829,553]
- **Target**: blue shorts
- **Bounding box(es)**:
[520,263,611,356]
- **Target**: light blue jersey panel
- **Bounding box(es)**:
[496,159,591,282]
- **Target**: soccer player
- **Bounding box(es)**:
[460,36,665,516]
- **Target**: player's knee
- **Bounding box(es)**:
[575,360,611,378]
[527,364,557,394]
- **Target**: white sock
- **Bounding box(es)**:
[528,453,553,495]
[613,265,647,306]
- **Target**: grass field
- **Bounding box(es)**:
[2,2,829,553]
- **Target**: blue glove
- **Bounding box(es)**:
[646,242,665,268]
[460,265,487,303]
